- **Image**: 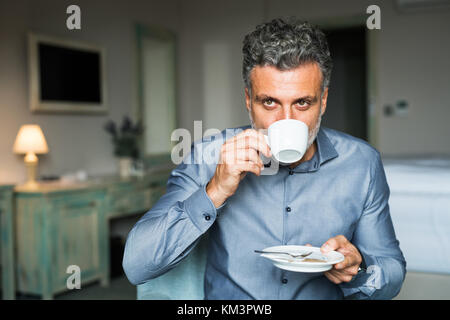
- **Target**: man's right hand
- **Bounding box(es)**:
[206,129,272,208]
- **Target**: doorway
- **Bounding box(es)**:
[322,26,368,141]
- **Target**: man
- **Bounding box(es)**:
[123,18,406,299]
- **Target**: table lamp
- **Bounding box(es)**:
[13,124,49,188]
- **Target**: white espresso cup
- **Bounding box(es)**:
[263,119,309,164]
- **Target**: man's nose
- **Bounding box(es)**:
[276,106,294,121]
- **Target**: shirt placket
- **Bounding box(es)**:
[278,167,292,299]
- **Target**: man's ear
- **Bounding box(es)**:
[245,87,251,112]
[320,87,328,116]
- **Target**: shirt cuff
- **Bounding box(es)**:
[339,255,384,299]
[184,184,220,233]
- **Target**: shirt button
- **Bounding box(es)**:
[286,207,291,212]
[282,279,288,284]
[205,215,211,221]
[289,170,294,175]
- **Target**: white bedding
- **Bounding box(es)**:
[382,156,450,275]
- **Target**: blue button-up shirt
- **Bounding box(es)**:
[123,126,406,299]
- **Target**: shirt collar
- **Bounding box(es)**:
[316,126,339,166]
[290,126,339,173]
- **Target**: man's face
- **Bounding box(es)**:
[245,63,328,136]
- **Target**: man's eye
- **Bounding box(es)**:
[296,100,310,107]
[263,99,275,107]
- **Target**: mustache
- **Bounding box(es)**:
[247,106,323,146]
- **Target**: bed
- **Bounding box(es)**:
[382,155,450,276]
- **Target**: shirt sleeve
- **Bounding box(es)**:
[339,151,407,299]
[122,144,222,285]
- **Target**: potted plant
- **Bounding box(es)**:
[104,116,143,178]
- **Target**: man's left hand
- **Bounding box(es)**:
[320,235,362,284]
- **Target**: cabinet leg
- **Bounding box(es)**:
[100,275,110,287]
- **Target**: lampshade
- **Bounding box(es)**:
[13,124,49,154]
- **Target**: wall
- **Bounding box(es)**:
[0,0,180,183]
[376,2,450,155]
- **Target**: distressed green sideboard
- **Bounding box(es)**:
[0,184,15,300]
[13,167,171,299]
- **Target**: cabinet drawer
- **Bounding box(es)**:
[130,188,153,213]
[109,192,132,214]
[108,188,154,218]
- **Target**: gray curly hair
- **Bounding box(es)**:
[242,18,333,94]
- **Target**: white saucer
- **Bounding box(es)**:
[258,245,345,273]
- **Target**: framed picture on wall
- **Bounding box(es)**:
[28,33,108,114]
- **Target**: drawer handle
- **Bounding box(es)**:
[64,201,96,210]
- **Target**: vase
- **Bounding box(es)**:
[118,157,132,178]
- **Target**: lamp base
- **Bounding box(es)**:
[24,152,39,189]
[22,180,40,189]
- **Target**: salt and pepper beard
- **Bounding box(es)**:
[248,103,323,151]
